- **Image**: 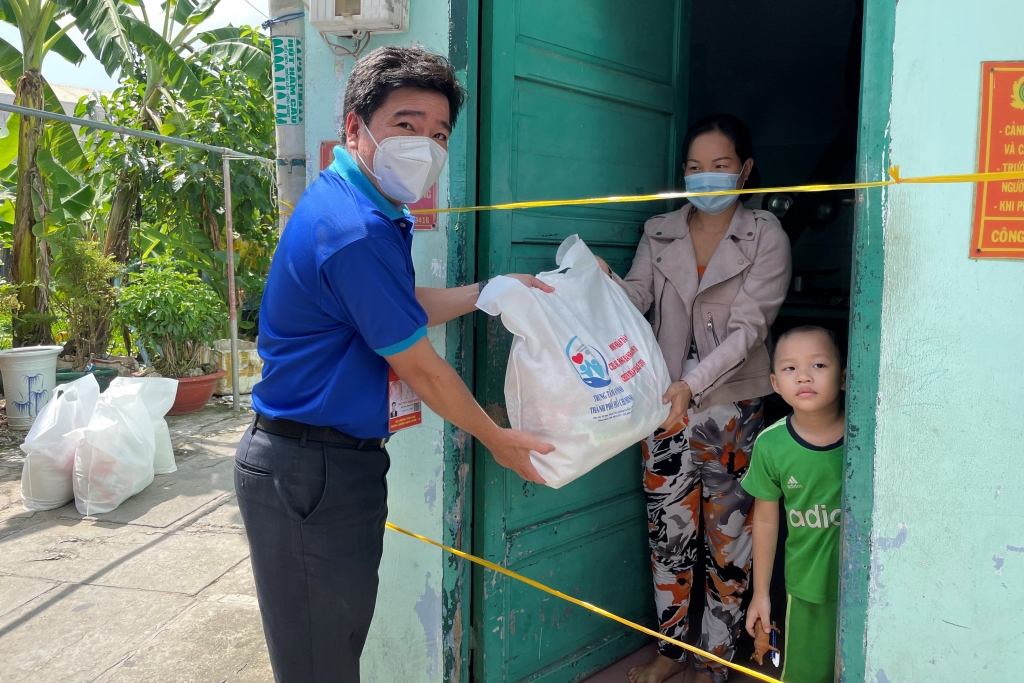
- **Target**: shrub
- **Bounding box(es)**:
[116,257,226,378]
[49,237,122,370]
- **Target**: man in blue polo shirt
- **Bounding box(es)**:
[234,46,555,683]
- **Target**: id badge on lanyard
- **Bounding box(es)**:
[387,367,422,432]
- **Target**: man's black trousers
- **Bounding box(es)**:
[234,420,390,683]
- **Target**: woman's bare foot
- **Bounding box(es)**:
[627,653,684,683]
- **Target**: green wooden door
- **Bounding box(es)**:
[473,2,690,681]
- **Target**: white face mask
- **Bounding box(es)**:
[357,120,448,204]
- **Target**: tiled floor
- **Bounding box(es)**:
[582,644,780,683]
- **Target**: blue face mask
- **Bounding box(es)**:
[684,172,741,215]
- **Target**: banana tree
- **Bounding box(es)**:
[69,0,269,261]
[0,0,89,345]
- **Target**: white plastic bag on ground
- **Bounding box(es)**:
[107,377,179,474]
[477,235,671,488]
[20,374,100,511]
[69,381,157,515]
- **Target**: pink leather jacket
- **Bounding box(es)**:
[611,204,792,409]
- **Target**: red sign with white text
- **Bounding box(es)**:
[319,140,437,230]
[970,62,1024,259]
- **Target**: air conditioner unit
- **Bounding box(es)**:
[309,0,410,38]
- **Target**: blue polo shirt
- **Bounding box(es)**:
[251,147,428,439]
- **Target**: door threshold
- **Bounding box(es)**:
[580,643,779,683]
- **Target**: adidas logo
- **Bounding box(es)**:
[787,476,803,489]
[790,505,841,529]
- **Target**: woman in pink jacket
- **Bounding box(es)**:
[598,115,791,683]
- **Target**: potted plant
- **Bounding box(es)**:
[116,257,227,415]
[48,236,122,391]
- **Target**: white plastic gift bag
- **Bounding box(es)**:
[20,374,100,511]
[476,235,671,488]
[69,381,157,515]
[107,377,179,474]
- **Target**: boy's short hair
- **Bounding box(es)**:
[771,325,845,371]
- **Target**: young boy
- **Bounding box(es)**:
[742,325,846,683]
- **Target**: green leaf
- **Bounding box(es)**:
[0,113,18,169]
[36,147,82,195]
[139,225,211,264]
[196,26,248,44]
[0,36,24,89]
[194,39,268,80]
[181,0,220,26]
[44,118,86,174]
[11,75,90,173]
[43,21,86,65]
[127,19,204,100]
[61,184,96,218]
[67,0,136,78]
[163,109,188,135]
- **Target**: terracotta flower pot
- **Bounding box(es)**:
[168,370,227,416]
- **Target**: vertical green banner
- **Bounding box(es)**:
[272,36,305,125]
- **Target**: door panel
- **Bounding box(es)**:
[474,2,689,681]
[517,1,677,80]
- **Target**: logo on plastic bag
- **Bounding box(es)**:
[565,336,612,388]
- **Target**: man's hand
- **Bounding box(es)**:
[594,256,612,276]
[661,381,692,427]
[387,338,554,485]
[417,274,551,327]
[504,273,555,293]
[484,428,553,484]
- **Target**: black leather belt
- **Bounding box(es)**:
[254,415,387,451]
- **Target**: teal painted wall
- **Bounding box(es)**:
[300,3,459,681]
[866,1,1024,680]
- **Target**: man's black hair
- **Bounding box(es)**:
[771,325,845,372]
[341,46,467,141]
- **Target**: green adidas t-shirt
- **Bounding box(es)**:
[741,415,843,604]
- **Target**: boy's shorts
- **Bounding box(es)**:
[782,594,837,683]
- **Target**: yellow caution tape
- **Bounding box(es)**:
[389,164,1024,677]
[385,521,783,683]
[414,165,1024,215]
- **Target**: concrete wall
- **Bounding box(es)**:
[867,0,1024,680]
[301,3,455,681]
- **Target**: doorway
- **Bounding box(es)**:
[470,1,870,681]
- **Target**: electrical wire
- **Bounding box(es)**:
[261,10,304,29]
[242,0,268,19]
[320,31,372,59]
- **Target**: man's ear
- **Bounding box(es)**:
[344,111,362,151]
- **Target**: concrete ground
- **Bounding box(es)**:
[0,400,271,683]
[0,400,780,683]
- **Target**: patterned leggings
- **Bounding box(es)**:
[642,399,763,682]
